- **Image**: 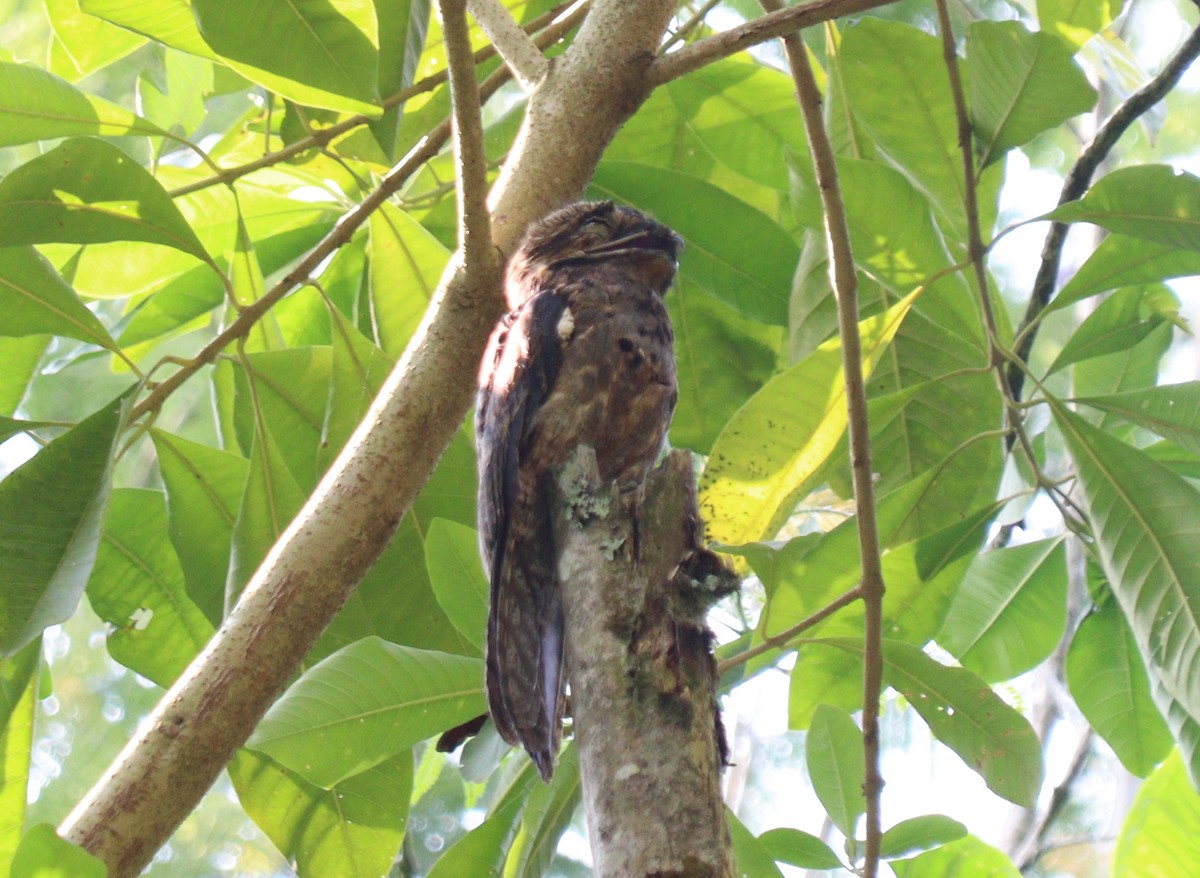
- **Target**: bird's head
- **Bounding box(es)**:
[505,201,683,307]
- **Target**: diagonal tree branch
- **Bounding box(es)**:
[467,0,550,90]
[1006,22,1200,406]
[761,2,885,873]
[58,1,686,874]
[648,0,901,85]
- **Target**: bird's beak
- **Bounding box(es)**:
[550,231,682,270]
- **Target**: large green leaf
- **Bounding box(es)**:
[890,834,1020,877]
[0,247,115,350]
[0,60,162,146]
[367,202,449,357]
[1038,0,1125,48]
[1052,235,1200,313]
[0,336,47,416]
[1113,751,1200,875]
[880,815,967,860]
[45,0,146,80]
[425,518,487,655]
[193,0,382,114]
[1072,323,1172,434]
[426,795,523,878]
[728,812,786,878]
[1048,285,1178,374]
[0,138,210,263]
[503,744,581,878]
[321,302,394,470]
[1074,382,1200,456]
[591,161,797,325]
[82,0,220,58]
[0,642,36,874]
[0,395,125,657]
[699,289,916,546]
[937,538,1068,682]
[247,637,485,787]
[806,705,865,839]
[152,430,249,626]
[10,824,105,878]
[757,827,842,870]
[86,488,215,686]
[230,748,412,878]
[819,639,1043,806]
[966,21,1096,168]
[1049,165,1200,251]
[370,0,430,159]
[1066,600,1172,777]
[1052,402,1200,786]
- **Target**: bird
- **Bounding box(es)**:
[476,200,683,781]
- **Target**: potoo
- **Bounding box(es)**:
[476,201,682,780]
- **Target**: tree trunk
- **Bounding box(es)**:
[555,449,737,877]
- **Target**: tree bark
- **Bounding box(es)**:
[555,449,737,878]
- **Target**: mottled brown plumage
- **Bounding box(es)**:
[476,201,682,780]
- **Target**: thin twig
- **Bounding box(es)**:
[649,0,901,85]
[467,0,549,89]
[717,586,863,676]
[661,0,724,52]
[1006,22,1200,406]
[442,0,501,279]
[168,1,580,198]
[762,3,885,872]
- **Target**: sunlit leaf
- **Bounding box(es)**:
[1038,0,1125,48]
[86,488,215,686]
[0,642,37,873]
[890,834,1021,877]
[1049,165,1200,251]
[0,395,125,657]
[806,705,865,838]
[937,538,1068,682]
[880,815,968,859]
[699,290,917,546]
[193,0,382,114]
[10,824,105,878]
[0,60,162,146]
[0,336,47,416]
[248,637,485,787]
[967,21,1096,167]
[1052,402,1200,786]
[0,247,115,350]
[1113,751,1200,875]
[1074,382,1200,456]
[45,0,146,80]
[757,827,842,870]
[82,0,220,58]
[1067,600,1172,777]
[321,303,393,470]
[0,138,210,263]
[368,202,449,356]
[425,518,487,655]
[230,748,412,878]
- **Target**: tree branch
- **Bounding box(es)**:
[556,449,734,878]
[59,1,681,874]
[763,3,885,873]
[648,0,901,85]
[1006,22,1200,405]
[467,0,549,90]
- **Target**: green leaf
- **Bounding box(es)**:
[1072,324,1172,430]
[425,519,487,655]
[0,336,47,415]
[819,639,1044,806]
[966,21,1096,168]
[590,161,797,324]
[0,642,37,873]
[321,302,394,470]
[1038,0,1126,49]
[45,0,146,80]
[230,748,412,878]
[1048,285,1178,374]
[806,705,865,838]
[0,395,125,657]
[840,19,966,243]
[427,795,523,878]
[0,138,210,263]
[193,0,381,114]
[1113,751,1200,875]
[1066,601,1172,777]
[86,488,215,686]
[503,744,581,878]
[0,59,162,146]
[152,430,248,626]
[10,824,105,878]
[82,0,220,58]
[1074,382,1200,456]
[728,812,786,878]
[937,539,1068,682]
[667,279,782,455]
[367,202,448,356]
[890,834,1020,878]
[757,827,841,870]
[0,247,115,350]
[880,815,968,860]
[699,289,916,546]
[1052,402,1200,786]
[1049,165,1200,251]
[1052,235,1200,313]
[248,637,485,787]
[370,0,430,158]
